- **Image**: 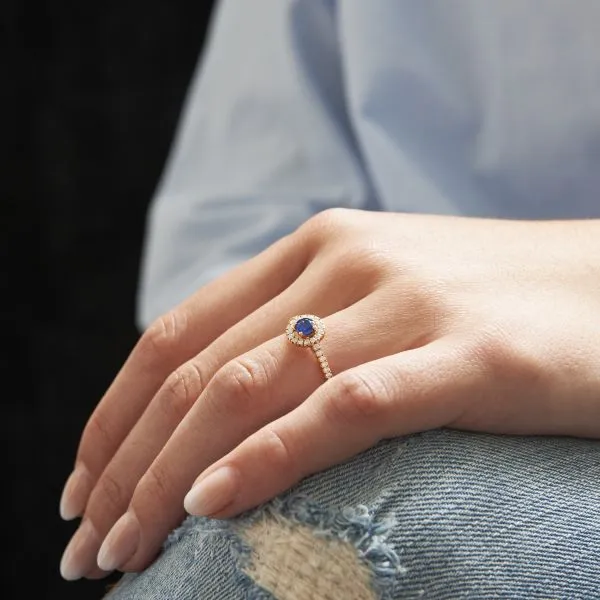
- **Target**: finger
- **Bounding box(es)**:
[183,337,481,518]
[95,299,402,573]
[68,255,364,580]
[59,232,308,524]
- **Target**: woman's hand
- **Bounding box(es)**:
[58,209,600,581]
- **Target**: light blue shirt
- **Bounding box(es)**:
[137,0,600,327]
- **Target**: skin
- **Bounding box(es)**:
[58,208,600,581]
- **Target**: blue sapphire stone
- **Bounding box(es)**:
[295,317,315,337]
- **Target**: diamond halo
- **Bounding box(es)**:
[285,314,332,380]
[286,314,325,347]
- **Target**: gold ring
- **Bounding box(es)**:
[286,314,332,381]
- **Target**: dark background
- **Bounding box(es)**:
[6,2,216,597]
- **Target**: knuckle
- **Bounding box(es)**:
[137,311,185,362]
[302,207,353,239]
[302,210,389,286]
[84,411,115,456]
[159,361,207,420]
[136,462,173,507]
[467,326,516,373]
[90,471,128,514]
[340,244,391,281]
[258,427,299,479]
[467,326,542,385]
[212,356,273,415]
[327,371,388,425]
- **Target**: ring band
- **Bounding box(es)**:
[286,314,333,381]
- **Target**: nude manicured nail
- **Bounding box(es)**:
[60,520,100,581]
[60,465,92,521]
[184,467,238,516]
[97,512,140,572]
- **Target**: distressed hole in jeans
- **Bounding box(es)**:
[232,494,403,600]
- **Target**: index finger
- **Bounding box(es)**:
[59,233,307,520]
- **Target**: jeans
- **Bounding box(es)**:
[105,429,600,599]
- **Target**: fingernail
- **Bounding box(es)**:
[97,512,140,572]
[184,466,238,516]
[60,520,100,581]
[60,465,92,520]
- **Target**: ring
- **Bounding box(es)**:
[286,314,333,381]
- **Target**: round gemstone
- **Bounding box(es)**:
[295,317,314,337]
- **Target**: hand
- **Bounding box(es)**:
[59,209,600,581]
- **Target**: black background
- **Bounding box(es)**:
[6,2,216,597]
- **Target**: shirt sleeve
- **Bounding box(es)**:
[136,0,373,329]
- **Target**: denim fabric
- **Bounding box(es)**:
[105,429,600,599]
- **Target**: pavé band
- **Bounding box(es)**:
[285,314,333,381]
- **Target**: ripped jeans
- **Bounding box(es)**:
[105,429,600,599]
